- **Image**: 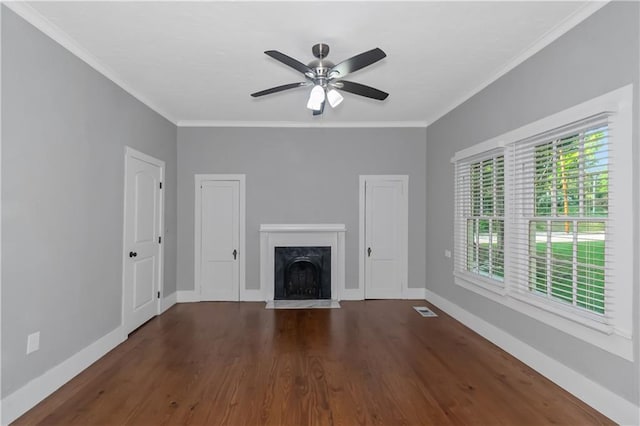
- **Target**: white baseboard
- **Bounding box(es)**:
[424,289,639,425]
[1,326,126,425]
[161,292,177,313]
[404,287,426,300]
[340,287,364,301]
[177,289,266,303]
[176,290,199,303]
[338,287,425,301]
[240,288,264,302]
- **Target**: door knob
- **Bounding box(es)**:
[367,247,372,257]
[129,251,137,258]
[233,249,238,260]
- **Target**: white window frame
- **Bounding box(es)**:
[451,85,634,361]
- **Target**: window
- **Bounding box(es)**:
[511,115,610,322]
[451,85,633,360]
[454,152,505,288]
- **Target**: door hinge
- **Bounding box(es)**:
[157,291,161,299]
[158,236,162,244]
[159,182,163,189]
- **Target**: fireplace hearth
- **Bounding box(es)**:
[275,246,331,300]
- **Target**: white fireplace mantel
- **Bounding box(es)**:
[260,224,346,301]
[260,224,346,233]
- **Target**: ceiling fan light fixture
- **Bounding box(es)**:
[252,44,388,115]
[306,84,325,110]
[327,89,343,108]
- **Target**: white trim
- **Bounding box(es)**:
[157,163,166,317]
[454,271,507,297]
[637,6,640,418]
[358,177,366,297]
[404,287,426,300]
[3,2,176,124]
[425,1,609,126]
[451,83,628,162]
[424,289,638,426]
[340,288,365,301]
[121,147,166,334]
[1,326,126,425]
[492,86,628,147]
[161,292,177,314]
[359,175,409,299]
[240,289,265,302]
[177,120,428,129]
[259,224,346,233]
[0,5,4,424]
[509,289,613,336]
[194,174,246,302]
[451,139,505,163]
[176,291,200,303]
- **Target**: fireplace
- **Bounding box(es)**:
[260,224,346,301]
[275,246,331,300]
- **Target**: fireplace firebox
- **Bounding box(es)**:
[274,247,331,300]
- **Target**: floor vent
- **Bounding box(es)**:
[413,306,438,317]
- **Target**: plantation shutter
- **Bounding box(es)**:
[509,112,612,324]
[454,149,505,289]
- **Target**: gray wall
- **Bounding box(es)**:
[1,8,177,396]
[177,127,426,293]
[426,2,639,403]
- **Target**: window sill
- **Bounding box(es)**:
[454,271,506,295]
[453,274,633,361]
[508,290,612,335]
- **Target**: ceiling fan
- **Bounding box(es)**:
[251,43,388,116]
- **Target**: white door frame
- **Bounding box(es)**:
[0,6,4,411]
[194,174,246,301]
[121,147,165,333]
[359,175,409,299]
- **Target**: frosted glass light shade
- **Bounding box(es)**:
[306,85,326,111]
[327,89,344,108]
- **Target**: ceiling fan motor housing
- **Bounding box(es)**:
[308,44,334,82]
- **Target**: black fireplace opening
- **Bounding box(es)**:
[274,246,331,300]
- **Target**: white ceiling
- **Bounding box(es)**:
[14,1,605,126]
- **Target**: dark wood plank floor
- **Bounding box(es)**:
[14,300,612,425]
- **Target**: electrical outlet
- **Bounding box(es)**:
[26,331,40,355]
[444,250,452,258]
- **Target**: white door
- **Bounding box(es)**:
[197,179,241,301]
[123,148,163,334]
[362,176,408,299]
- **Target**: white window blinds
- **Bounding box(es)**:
[454,150,505,289]
[509,112,612,324]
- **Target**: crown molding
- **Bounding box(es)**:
[4,1,607,129]
[177,120,428,128]
[425,0,609,127]
[3,1,177,125]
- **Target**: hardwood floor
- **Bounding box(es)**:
[14,300,612,425]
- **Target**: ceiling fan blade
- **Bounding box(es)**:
[251,82,307,97]
[312,101,325,116]
[329,48,386,78]
[264,50,314,75]
[335,80,389,101]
